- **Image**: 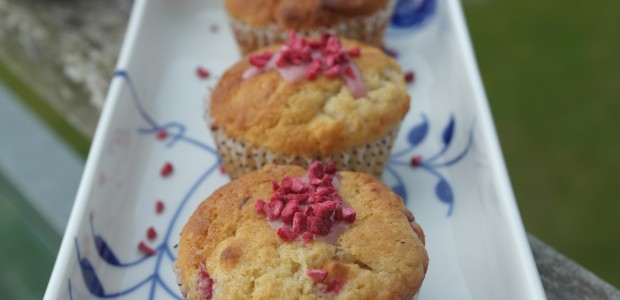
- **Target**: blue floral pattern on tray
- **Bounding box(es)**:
[391,0,437,29]
[69,67,473,298]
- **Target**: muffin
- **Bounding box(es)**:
[207,32,410,179]
[176,162,428,299]
[224,0,397,55]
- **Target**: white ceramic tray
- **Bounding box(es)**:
[45,0,546,299]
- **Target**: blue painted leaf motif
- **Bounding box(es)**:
[392,183,407,202]
[79,257,105,297]
[442,115,455,145]
[435,179,454,216]
[407,115,429,147]
[94,235,121,266]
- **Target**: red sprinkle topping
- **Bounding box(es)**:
[302,232,314,243]
[160,162,173,177]
[306,269,328,282]
[249,51,273,68]
[410,155,423,166]
[277,227,299,242]
[325,162,337,174]
[257,161,356,242]
[404,71,415,83]
[255,199,266,213]
[244,31,367,98]
[138,241,156,256]
[347,47,360,57]
[219,164,226,174]
[292,212,306,233]
[156,129,167,140]
[147,227,157,240]
[344,66,356,79]
[155,201,165,214]
[196,66,210,79]
[343,208,356,223]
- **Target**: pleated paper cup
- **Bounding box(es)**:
[208,116,400,180]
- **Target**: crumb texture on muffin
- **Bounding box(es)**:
[176,165,428,299]
[209,39,410,157]
[225,0,391,28]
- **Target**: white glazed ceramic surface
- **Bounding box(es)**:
[44,0,546,299]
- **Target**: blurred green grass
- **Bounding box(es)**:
[464,0,620,287]
[0,172,60,300]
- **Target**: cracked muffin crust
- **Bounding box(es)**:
[224,0,396,54]
[207,37,410,179]
[176,164,428,299]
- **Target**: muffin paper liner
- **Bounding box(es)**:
[207,113,401,180]
[227,0,397,54]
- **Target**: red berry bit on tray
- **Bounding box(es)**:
[160,162,174,177]
[410,155,422,167]
[147,227,157,240]
[196,66,210,79]
[156,200,165,214]
[404,71,415,84]
[256,161,355,243]
[156,129,168,140]
[138,241,156,256]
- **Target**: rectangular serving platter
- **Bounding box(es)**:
[45,0,546,299]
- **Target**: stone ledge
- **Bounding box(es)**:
[0,0,131,136]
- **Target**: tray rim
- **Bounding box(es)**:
[44,0,546,299]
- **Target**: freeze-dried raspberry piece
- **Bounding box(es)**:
[160,162,173,177]
[255,199,266,214]
[302,206,314,217]
[324,65,340,77]
[249,51,273,68]
[198,267,215,300]
[281,200,300,225]
[310,178,323,186]
[272,180,280,191]
[147,227,157,240]
[347,47,360,57]
[265,200,284,220]
[315,186,334,197]
[411,223,426,245]
[329,193,343,203]
[156,129,167,140]
[308,216,332,236]
[325,162,337,174]
[302,232,314,243]
[290,177,307,193]
[334,205,344,221]
[155,201,165,214]
[306,269,328,282]
[325,278,345,293]
[281,176,294,192]
[292,212,306,233]
[344,66,356,79]
[277,227,299,242]
[343,208,356,223]
[308,161,325,180]
[271,189,287,203]
[287,193,309,204]
[138,241,156,256]
[404,71,415,83]
[314,201,338,219]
